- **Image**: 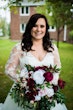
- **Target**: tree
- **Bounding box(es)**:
[45,1,73,47]
[0,17,9,37]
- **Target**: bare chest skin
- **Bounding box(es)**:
[30,46,48,61]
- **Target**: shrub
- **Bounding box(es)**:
[69,30,73,40]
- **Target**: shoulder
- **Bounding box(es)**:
[11,42,27,56]
[12,42,22,51]
[52,44,59,53]
[49,43,58,52]
[52,44,58,50]
[52,43,60,55]
[10,42,23,55]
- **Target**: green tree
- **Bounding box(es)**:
[0,17,10,37]
[45,1,73,47]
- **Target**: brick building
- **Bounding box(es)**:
[10,0,68,41]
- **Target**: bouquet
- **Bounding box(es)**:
[10,64,66,110]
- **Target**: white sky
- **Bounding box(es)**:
[0,0,10,23]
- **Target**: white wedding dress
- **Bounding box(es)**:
[0,43,68,110]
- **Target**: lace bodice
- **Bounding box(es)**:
[5,42,61,81]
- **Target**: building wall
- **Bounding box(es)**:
[10,6,36,40]
[50,29,69,42]
[10,8,20,40]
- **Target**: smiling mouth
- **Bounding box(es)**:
[35,32,42,35]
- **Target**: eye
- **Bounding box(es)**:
[40,25,45,28]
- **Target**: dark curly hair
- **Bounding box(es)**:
[21,13,53,52]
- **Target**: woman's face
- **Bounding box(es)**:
[31,18,46,41]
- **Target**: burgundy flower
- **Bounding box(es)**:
[26,92,35,100]
[53,85,58,92]
[43,72,53,82]
[26,89,39,101]
[34,66,47,71]
[27,78,35,88]
[58,79,66,89]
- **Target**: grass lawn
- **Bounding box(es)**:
[58,42,73,110]
[0,39,17,103]
[0,39,73,110]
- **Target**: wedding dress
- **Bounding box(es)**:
[0,42,68,110]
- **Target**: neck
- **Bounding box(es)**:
[32,39,43,46]
[31,39,43,50]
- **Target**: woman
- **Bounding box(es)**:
[1,13,67,110]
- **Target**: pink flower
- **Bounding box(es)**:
[39,89,47,97]
[43,72,53,82]
[58,79,66,89]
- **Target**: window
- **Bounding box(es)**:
[48,26,56,32]
[20,23,26,33]
[26,7,29,14]
[20,7,30,16]
[21,7,24,14]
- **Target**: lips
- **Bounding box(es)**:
[35,32,42,36]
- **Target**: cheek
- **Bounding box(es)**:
[31,29,34,36]
[43,28,46,34]
[31,27,36,34]
[44,27,46,32]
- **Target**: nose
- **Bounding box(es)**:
[37,26,41,31]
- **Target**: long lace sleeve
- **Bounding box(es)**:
[5,43,21,82]
[53,44,61,68]
[51,44,61,85]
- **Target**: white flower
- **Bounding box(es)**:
[45,87,54,97]
[50,72,59,85]
[32,69,45,84]
[20,67,28,78]
[35,95,41,101]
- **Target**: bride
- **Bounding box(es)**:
[0,13,68,110]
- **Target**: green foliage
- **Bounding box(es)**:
[3,0,43,8]
[54,91,65,104]
[7,0,22,7]
[10,83,36,110]
[36,97,55,110]
[46,1,73,28]
[35,5,50,24]
[69,30,73,40]
[0,17,10,37]
[46,0,73,3]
